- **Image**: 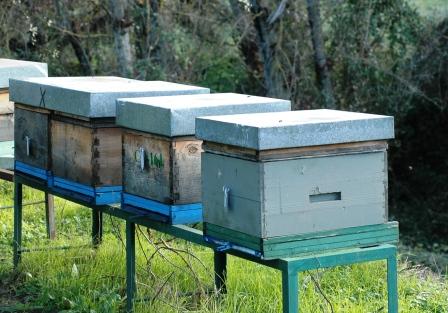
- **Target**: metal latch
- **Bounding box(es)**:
[139,147,145,171]
[223,186,231,209]
[25,136,31,156]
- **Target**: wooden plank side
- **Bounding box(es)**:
[122,131,172,203]
[205,223,262,246]
[204,222,398,259]
[14,106,50,169]
[172,138,202,204]
[264,222,398,244]
[0,91,13,114]
[203,140,388,161]
[92,127,122,186]
[202,152,263,237]
[0,114,13,141]
[261,151,387,237]
[263,235,398,259]
[51,120,94,185]
[263,227,398,252]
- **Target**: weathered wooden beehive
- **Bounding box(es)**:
[116,93,291,223]
[0,59,48,142]
[197,109,399,259]
[9,77,209,204]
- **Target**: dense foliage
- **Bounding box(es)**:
[0,0,446,245]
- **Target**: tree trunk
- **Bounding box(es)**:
[247,0,291,98]
[228,0,264,93]
[54,0,92,75]
[249,0,277,97]
[134,0,161,63]
[109,0,134,77]
[306,0,336,108]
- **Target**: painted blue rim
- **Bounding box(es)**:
[53,176,122,205]
[15,161,51,181]
[122,193,203,224]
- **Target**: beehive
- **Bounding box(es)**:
[0,59,48,142]
[197,109,398,259]
[9,77,209,203]
[116,93,291,223]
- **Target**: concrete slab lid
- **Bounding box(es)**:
[196,109,395,150]
[116,93,291,137]
[11,76,208,93]
[9,76,210,118]
[0,58,48,88]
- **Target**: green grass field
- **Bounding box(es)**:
[1,180,448,312]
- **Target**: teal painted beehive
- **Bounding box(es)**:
[196,109,399,259]
[116,93,291,224]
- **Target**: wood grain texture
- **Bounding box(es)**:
[0,114,13,141]
[93,127,122,186]
[51,119,94,185]
[172,138,202,204]
[0,91,13,114]
[123,131,172,203]
[14,105,50,169]
[51,117,122,186]
[203,140,388,161]
[123,130,203,204]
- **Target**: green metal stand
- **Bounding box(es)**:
[13,181,22,268]
[13,174,398,313]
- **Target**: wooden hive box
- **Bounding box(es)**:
[9,77,209,204]
[116,93,291,224]
[0,59,48,143]
[196,109,398,259]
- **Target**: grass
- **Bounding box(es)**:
[1,180,448,312]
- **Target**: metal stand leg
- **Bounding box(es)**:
[282,266,299,313]
[214,251,227,293]
[45,193,56,240]
[126,221,136,313]
[387,253,398,313]
[13,182,23,269]
[92,209,103,247]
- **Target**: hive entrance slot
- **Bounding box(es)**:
[309,192,341,203]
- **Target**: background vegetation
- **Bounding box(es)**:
[2,0,446,245]
[0,0,447,311]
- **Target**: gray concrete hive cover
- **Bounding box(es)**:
[196,109,394,150]
[116,93,291,137]
[0,59,48,89]
[9,76,210,118]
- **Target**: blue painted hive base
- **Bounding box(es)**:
[122,193,202,225]
[15,161,52,182]
[204,222,399,260]
[53,176,122,205]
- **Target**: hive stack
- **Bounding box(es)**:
[9,77,209,204]
[196,109,399,259]
[116,93,291,224]
[0,59,48,142]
